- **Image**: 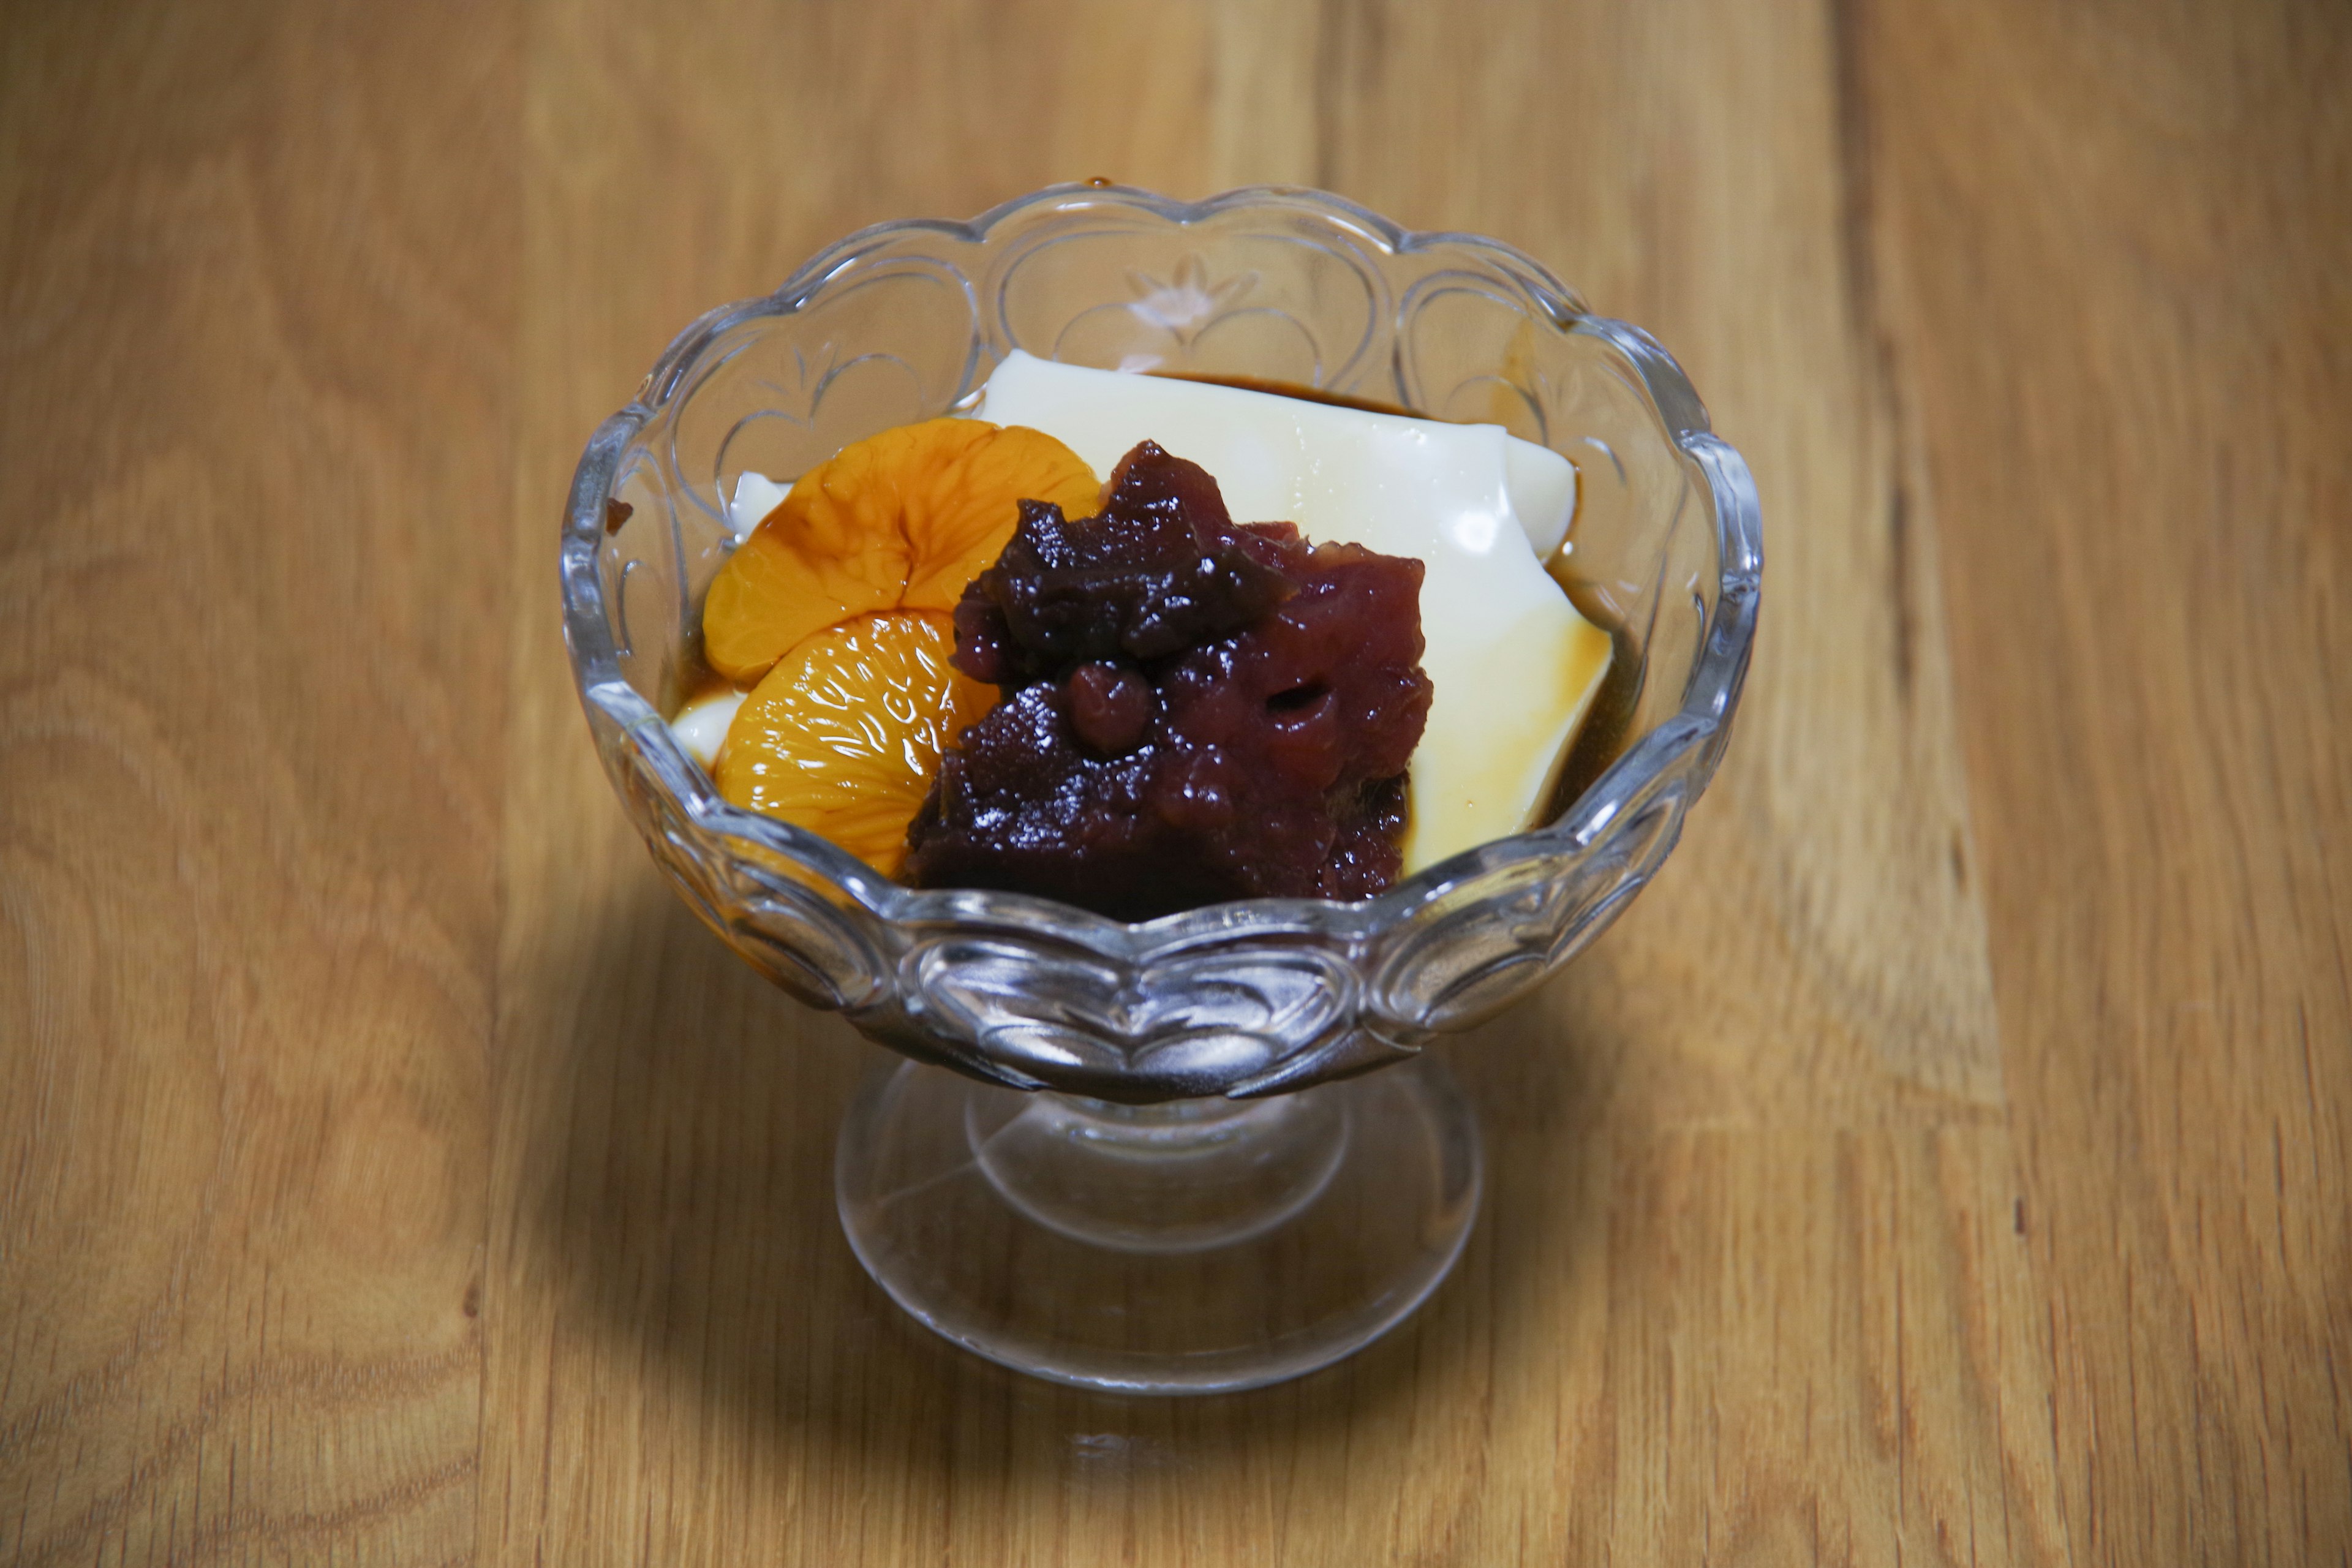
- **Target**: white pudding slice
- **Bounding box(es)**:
[671,688,745,768]
[727,471,790,541]
[972,351,1612,875]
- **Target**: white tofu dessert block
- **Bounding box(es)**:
[727,471,790,541]
[972,351,1612,875]
[670,688,747,767]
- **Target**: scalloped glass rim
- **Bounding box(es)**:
[559,183,1760,963]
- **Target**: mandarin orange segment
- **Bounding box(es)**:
[715,611,995,876]
[702,418,1099,684]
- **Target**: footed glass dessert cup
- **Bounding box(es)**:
[562,185,1760,1394]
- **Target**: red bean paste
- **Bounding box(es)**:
[903,441,1430,918]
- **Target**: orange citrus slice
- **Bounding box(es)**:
[716,611,995,876]
[703,418,1099,685]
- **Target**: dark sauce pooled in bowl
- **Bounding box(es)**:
[904,442,1431,919]
[1153,371,1420,418]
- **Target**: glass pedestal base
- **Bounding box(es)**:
[835,1053,1482,1395]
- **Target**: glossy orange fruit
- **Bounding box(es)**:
[715,611,995,876]
[702,418,1100,685]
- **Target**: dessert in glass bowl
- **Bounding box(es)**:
[675,352,1615,912]
[562,185,1760,1392]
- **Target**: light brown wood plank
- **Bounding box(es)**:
[11,0,2334,1560]
[0,1,520,1562]
[1859,1,2352,1562]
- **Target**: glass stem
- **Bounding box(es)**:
[967,1084,1352,1255]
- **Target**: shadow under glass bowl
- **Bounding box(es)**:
[560,185,1760,1393]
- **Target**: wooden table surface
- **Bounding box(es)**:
[6,1,2347,1563]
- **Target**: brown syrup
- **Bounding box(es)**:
[664,628,738,722]
[1151,370,1419,419]
[1540,606,1645,824]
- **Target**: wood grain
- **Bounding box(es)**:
[0,1,518,1563]
[1860,2,2352,1561]
[3,0,2345,1563]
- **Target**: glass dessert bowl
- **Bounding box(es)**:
[560,185,1760,1393]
